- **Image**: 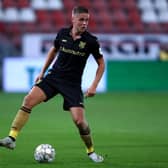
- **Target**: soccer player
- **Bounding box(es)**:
[0,6,105,163]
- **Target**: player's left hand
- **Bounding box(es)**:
[85,87,96,98]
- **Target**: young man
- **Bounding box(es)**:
[0,6,105,163]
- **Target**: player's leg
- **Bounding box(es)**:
[70,107,104,163]
[0,86,46,149]
[70,107,93,152]
[9,86,47,139]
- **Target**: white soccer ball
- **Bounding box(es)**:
[34,144,56,163]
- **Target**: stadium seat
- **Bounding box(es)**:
[153,0,168,10]
[0,0,167,34]
[1,0,168,53]
[31,0,47,9]
[51,11,67,28]
[123,0,137,9]
[138,0,153,10]
[4,8,20,22]
[109,0,122,9]
[48,0,63,10]
[17,0,30,8]
[62,0,76,11]
[128,9,142,25]
[88,14,102,33]
[141,9,158,23]
[0,9,4,21]
[2,0,17,8]
[89,18,98,33]
[20,8,36,22]
[158,9,168,23]
[116,19,131,33]
[92,0,107,10]
[35,10,51,23]
[77,0,92,8]
[112,10,127,23]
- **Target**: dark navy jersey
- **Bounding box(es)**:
[51,27,103,84]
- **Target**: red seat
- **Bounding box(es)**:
[122,0,137,9]
[92,0,107,10]
[128,9,142,26]
[77,0,92,8]
[89,19,98,32]
[109,1,123,9]
[112,10,127,22]
[36,10,51,23]
[51,11,67,28]
[1,0,166,36]
[116,20,131,33]
[62,0,76,11]
[100,11,112,33]
[17,0,30,8]
[2,0,16,8]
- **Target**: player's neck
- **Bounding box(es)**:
[71,28,82,40]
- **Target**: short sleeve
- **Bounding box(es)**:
[90,38,103,59]
[53,29,62,49]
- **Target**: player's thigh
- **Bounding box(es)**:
[23,86,47,108]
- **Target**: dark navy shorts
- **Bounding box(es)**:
[35,72,84,111]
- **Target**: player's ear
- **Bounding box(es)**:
[71,13,75,24]
[71,12,74,23]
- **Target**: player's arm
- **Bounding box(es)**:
[35,46,58,82]
[85,56,105,97]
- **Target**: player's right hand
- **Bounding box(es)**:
[35,73,44,84]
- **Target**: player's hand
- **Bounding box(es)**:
[35,73,44,84]
[85,87,96,98]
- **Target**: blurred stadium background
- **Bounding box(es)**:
[0,0,168,92]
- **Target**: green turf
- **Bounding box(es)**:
[0,92,168,168]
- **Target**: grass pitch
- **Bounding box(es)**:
[0,92,168,168]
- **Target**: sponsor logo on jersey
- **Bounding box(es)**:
[60,46,86,57]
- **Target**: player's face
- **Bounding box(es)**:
[72,13,90,33]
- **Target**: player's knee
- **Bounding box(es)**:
[73,117,83,125]
[23,94,34,108]
[77,123,90,135]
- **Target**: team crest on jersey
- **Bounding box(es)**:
[79,41,86,49]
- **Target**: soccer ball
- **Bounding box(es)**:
[34,144,56,163]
